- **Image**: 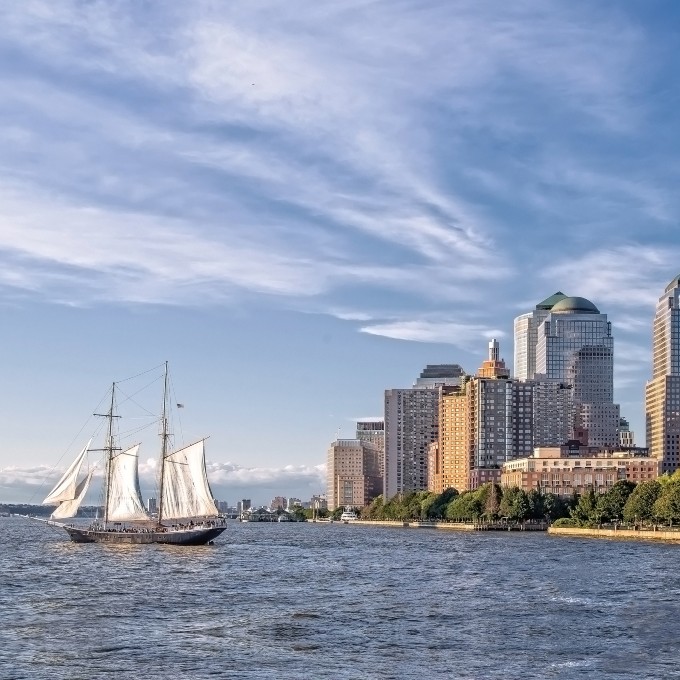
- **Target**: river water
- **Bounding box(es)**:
[1,518,680,679]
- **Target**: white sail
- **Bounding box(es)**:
[43,439,92,505]
[162,440,218,520]
[51,470,93,519]
[106,444,150,522]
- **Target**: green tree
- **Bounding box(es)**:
[544,493,572,521]
[291,507,307,522]
[596,480,636,523]
[483,483,501,520]
[623,480,662,524]
[527,488,546,520]
[571,487,598,526]
[499,487,530,521]
[423,488,459,519]
[445,491,482,521]
[653,481,680,525]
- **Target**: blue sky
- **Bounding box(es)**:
[1,1,679,505]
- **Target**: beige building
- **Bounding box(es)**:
[429,386,471,494]
[327,439,382,511]
[501,442,659,496]
[646,275,680,474]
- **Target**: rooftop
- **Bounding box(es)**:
[665,274,680,294]
[551,296,600,314]
[419,364,465,379]
[535,291,568,310]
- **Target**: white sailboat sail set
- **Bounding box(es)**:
[40,363,226,545]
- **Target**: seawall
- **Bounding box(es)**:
[548,526,680,542]
[347,520,546,531]
[351,520,474,531]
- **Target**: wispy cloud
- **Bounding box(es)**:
[360,319,505,348]
[1,0,677,449]
[541,245,675,310]
[0,0,658,321]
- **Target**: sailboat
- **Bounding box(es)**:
[40,363,227,545]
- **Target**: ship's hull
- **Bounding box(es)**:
[63,525,226,545]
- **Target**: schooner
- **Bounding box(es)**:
[41,363,227,545]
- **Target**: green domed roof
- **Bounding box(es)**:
[551,296,600,314]
[535,291,568,310]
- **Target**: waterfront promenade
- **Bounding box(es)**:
[343,519,548,531]
[549,525,680,542]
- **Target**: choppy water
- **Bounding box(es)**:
[2,519,680,679]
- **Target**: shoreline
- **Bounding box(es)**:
[341,519,548,531]
[548,526,680,542]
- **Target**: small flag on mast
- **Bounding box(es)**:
[176,403,184,408]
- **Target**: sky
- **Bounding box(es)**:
[1,0,680,506]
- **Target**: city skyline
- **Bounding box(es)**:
[2,2,680,503]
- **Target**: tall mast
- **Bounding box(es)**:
[157,362,170,524]
[103,382,116,526]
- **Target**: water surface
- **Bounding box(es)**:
[1,518,680,679]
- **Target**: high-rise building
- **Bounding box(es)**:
[236,499,251,514]
[619,417,635,448]
[414,364,465,387]
[529,380,572,447]
[355,419,385,479]
[429,342,524,494]
[326,439,382,510]
[270,496,287,511]
[646,275,680,473]
[515,294,620,447]
[479,338,510,379]
[147,497,158,514]
[429,383,470,494]
[384,364,465,499]
[384,371,454,499]
[430,340,575,494]
[514,292,567,380]
[309,494,327,511]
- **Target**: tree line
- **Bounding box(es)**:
[563,471,680,527]
[361,485,571,523]
[358,471,680,528]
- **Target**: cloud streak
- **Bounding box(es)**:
[0,460,326,505]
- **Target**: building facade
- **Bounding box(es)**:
[429,340,575,494]
[384,365,464,499]
[356,418,385,478]
[501,443,658,496]
[270,496,287,511]
[515,294,620,448]
[429,385,470,494]
[327,439,382,510]
[646,275,680,474]
[414,364,465,388]
[619,417,635,448]
[514,292,567,380]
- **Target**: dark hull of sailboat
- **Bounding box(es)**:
[63,525,226,545]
